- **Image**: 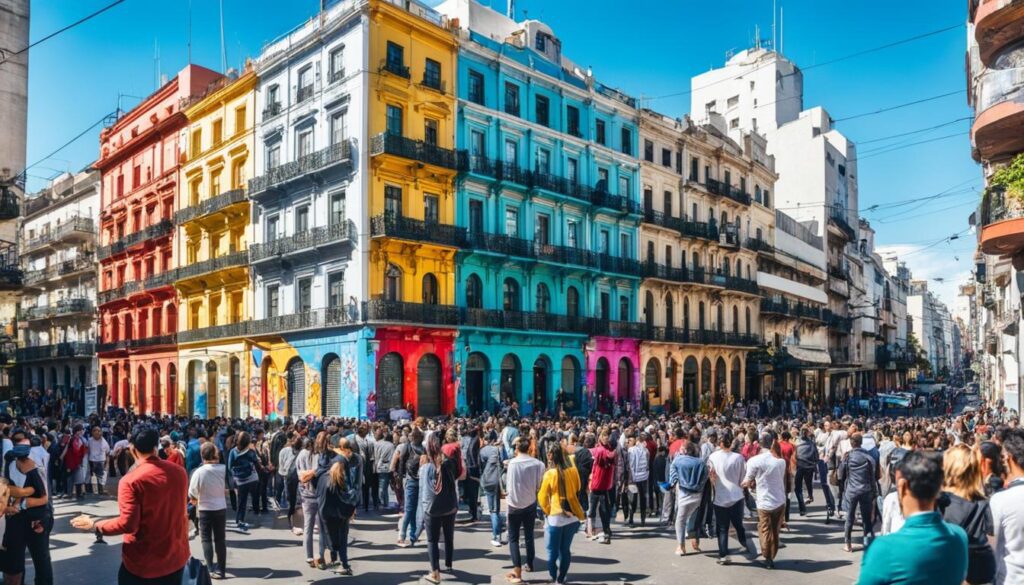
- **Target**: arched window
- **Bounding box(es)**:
[665,294,674,329]
[683,297,690,330]
[732,305,739,334]
[422,273,438,305]
[566,286,580,317]
[698,301,705,330]
[717,304,724,332]
[756,227,763,241]
[691,251,700,270]
[763,189,771,208]
[745,306,752,333]
[466,274,483,309]
[755,185,762,204]
[385,264,402,301]
[503,278,520,311]
[646,241,655,264]
[644,291,655,326]
[736,259,742,277]
[619,295,630,321]
[536,283,551,314]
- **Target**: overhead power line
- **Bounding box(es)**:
[833,90,964,122]
[20,112,116,182]
[851,131,968,162]
[648,22,963,102]
[857,117,973,145]
[0,0,128,66]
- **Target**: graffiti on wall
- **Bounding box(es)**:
[275,374,287,420]
[306,366,321,416]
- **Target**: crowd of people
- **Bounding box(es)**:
[0,392,1009,584]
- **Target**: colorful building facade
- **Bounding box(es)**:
[175,68,257,418]
[96,64,223,414]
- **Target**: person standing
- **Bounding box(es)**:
[71,427,190,585]
[838,432,879,552]
[504,437,546,583]
[3,444,53,585]
[708,429,752,564]
[316,436,362,576]
[420,432,465,584]
[372,428,395,511]
[296,433,330,568]
[538,443,585,585]
[189,442,227,580]
[857,451,968,585]
[86,426,110,496]
[940,444,996,585]
[587,431,616,544]
[991,428,1024,585]
[479,434,506,548]
[227,431,261,532]
[794,426,818,516]
[396,428,425,548]
[742,431,787,569]
[669,441,707,556]
[459,426,482,523]
[626,434,650,527]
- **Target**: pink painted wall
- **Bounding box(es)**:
[585,337,641,410]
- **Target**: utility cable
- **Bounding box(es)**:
[0,0,128,66]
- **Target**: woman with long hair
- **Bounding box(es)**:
[941,444,996,585]
[420,431,466,584]
[316,436,361,576]
[538,443,585,584]
[227,431,262,532]
[296,431,330,569]
[285,436,308,535]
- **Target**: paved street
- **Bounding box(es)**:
[40,491,863,584]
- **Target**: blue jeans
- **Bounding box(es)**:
[401,479,420,543]
[817,460,836,512]
[236,481,257,525]
[485,489,503,540]
[378,472,391,508]
[545,520,579,583]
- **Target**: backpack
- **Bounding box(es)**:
[230,449,255,481]
[887,447,908,489]
[402,443,425,480]
[480,447,502,491]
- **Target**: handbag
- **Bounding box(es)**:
[180,557,212,585]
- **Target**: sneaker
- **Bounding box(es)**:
[601,535,611,545]
[717,556,732,565]
[490,539,502,548]
[333,567,353,576]
[237,524,249,533]
[292,527,304,536]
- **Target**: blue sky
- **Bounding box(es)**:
[24,0,978,307]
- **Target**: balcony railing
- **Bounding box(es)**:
[828,210,856,240]
[641,262,710,285]
[705,178,753,206]
[642,207,687,233]
[21,298,94,321]
[98,281,142,305]
[371,214,464,247]
[250,220,357,263]
[16,342,96,362]
[364,300,461,326]
[643,326,762,347]
[746,237,774,253]
[23,217,96,253]
[296,85,314,104]
[370,133,456,169]
[876,345,915,368]
[719,226,742,247]
[175,251,248,281]
[827,314,852,333]
[98,333,177,353]
[681,219,719,241]
[24,256,95,287]
[597,253,642,277]
[761,298,826,321]
[262,102,282,118]
[723,275,760,294]
[97,219,173,260]
[249,141,352,194]
[175,189,247,225]
[462,308,592,336]
[381,59,410,79]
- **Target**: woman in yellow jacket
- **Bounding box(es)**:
[538,443,586,584]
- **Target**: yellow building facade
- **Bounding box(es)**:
[367,0,460,306]
[175,69,256,418]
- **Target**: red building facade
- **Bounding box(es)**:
[373,327,457,418]
[95,65,222,413]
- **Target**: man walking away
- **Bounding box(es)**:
[504,438,546,583]
[627,434,650,527]
[742,431,787,569]
[794,427,818,517]
[479,434,506,547]
[372,428,395,511]
[991,428,1024,585]
[708,429,752,564]
[858,451,968,585]
[838,432,879,552]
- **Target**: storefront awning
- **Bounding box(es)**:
[785,346,832,366]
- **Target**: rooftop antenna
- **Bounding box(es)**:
[154,39,160,90]
[772,0,776,51]
[186,0,192,64]
[508,0,515,19]
[219,0,227,73]
[780,6,784,55]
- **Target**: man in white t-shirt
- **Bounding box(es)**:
[992,428,1024,585]
[708,429,752,564]
[86,426,110,495]
[742,431,787,569]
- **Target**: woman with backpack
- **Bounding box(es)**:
[940,444,996,585]
[396,428,425,548]
[420,432,466,584]
[538,442,585,585]
[227,431,262,532]
[296,432,331,568]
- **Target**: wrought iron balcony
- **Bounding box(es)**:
[16,342,96,362]
[250,220,357,263]
[706,178,753,206]
[461,308,591,336]
[680,219,719,242]
[876,345,915,368]
[457,152,499,178]
[723,275,759,295]
[588,319,650,339]
[328,69,345,84]
[262,102,282,118]
[249,141,352,194]
[642,207,688,233]
[643,326,761,347]
[181,309,361,343]
[827,314,853,334]
[23,256,94,288]
[23,217,96,253]
[175,189,247,225]
[98,281,142,305]
[641,261,707,285]
[464,233,597,268]
[746,237,774,254]
[381,59,410,79]
[363,300,460,326]
[0,190,18,220]
[98,334,176,353]
[719,226,742,247]
[761,298,826,321]
[420,75,444,93]
[370,133,456,169]
[21,298,94,321]
[97,219,173,260]
[370,214,464,247]
[144,270,180,291]
[828,210,856,240]
[597,253,642,277]
[175,251,248,282]
[296,85,314,104]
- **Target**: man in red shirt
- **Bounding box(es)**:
[71,427,190,584]
[161,436,185,468]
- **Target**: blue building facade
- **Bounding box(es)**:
[450,16,642,416]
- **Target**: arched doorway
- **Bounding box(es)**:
[715,357,727,409]
[700,357,712,411]
[730,356,742,403]
[63,366,71,395]
[683,357,698,413]
[417,354,442,417]
[152,364,162,416]
[466,353,488,415]
[617,358,633,407]
[595,357,610,413]
[644,358,661,412]
[500,354,520,406]
[323,354,341,417]
[206,361,218,418]
[376,352,403,414]
[560,356,580,414]
[532,356,549,414]
[644,291,655,327]
[187,360,201,416]
[137,365,147,414]
[287,358,306,417]
[230,357,241,418]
